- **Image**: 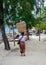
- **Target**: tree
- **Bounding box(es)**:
[3,0,44,41]
[0,0,10,50]
[34,0,44,41]
[3,0,36,40]
[3,0,36,27]
[3,0,44,40]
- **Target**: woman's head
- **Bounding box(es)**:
[21,32,24,36]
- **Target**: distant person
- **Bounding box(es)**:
[19,32,27,56]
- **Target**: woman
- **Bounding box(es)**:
[19,32,27,56]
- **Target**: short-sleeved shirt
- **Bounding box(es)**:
[19,35,27,42]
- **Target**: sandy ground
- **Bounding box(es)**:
[0,34,46,65]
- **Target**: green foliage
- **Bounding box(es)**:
[0,0,3,18]
[35,0,46,31]
[3,0,44,29]
[35,21,46,30]
[40,21,46,30]
[3,0,36,28]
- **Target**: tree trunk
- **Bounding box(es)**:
[13,23,15,46]
[1,27,10,50]
[0,0,10,50]
[26,24,29,40]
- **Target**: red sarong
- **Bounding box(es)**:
[20,41,25,53]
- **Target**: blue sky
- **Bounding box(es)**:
[44,0,46,6]
[5,25,19,34]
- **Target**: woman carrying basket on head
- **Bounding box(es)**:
[19,32,27,56]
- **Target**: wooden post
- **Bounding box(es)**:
[13,23,15,46]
